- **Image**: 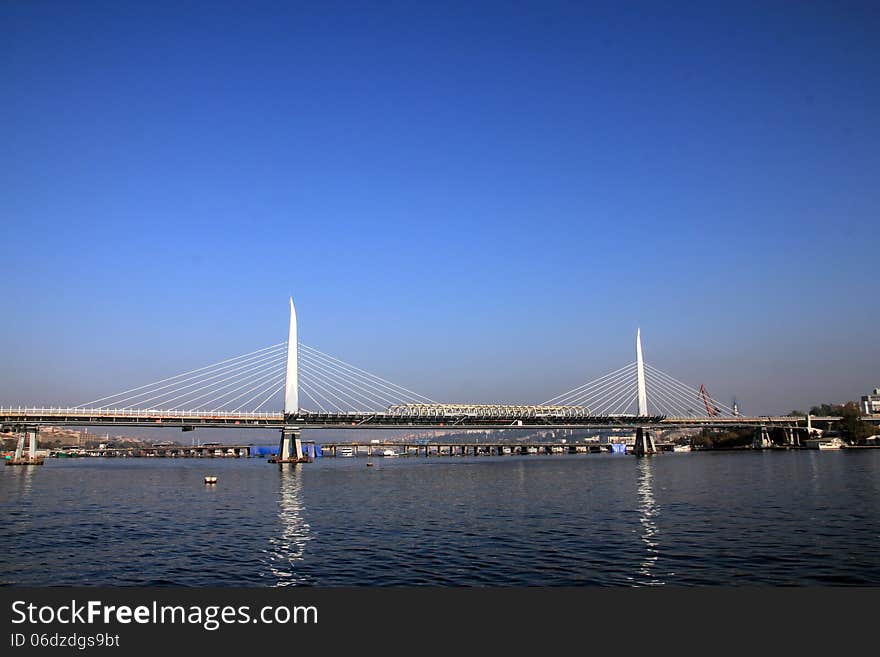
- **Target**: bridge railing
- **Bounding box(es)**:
[0,407,284,419]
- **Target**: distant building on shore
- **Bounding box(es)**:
[861,388,880,415]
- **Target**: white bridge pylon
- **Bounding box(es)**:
[636,327,647,416]
[284,297,298,415]
[542,330,736,418]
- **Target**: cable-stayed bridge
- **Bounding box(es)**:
[1,298,833,462]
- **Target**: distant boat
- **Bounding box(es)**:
[337,447,355,457]
[817,441,842,450]
[673,445,692,452]
[806,437,846,450]
[380,449,399,457]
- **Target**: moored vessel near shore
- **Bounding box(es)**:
[805,437,846,450]
[673,444,692,452]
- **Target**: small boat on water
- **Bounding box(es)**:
[380,449,399,457]
[673,444,692,452]
[337,447,355,457]
[806,437,846,450]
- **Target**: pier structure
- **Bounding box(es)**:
[318,441,675,456]
[750,424,819,449]
[632,427,657,456]
[74,444,254,458]
[6,426,43,465]
[272,426,306,464]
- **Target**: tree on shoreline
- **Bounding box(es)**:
[809,401,875,443]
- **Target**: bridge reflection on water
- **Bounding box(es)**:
[264,465,312,586]
[632,458,663,586]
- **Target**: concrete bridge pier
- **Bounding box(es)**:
[273,427,305,463]
[13,432,24,461]
[752,426,772,449]
[633,427,656,456]
[9,426,42,465]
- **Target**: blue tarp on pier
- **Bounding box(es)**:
[303,443,322,458]
[250,444,322,458]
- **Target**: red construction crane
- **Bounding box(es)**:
[699,384,721,417]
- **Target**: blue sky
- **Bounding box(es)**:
[2,1,878,415]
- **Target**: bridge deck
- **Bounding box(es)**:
[1,408,664,429]
[0,408,841,430]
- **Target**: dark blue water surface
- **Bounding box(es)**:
[2,451,879,586]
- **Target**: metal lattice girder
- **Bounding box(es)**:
[387,404,600,418]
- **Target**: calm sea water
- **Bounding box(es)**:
[2,450,879,586]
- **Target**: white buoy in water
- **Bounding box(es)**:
[204,476,218,484]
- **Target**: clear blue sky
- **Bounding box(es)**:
[2,1,878,415]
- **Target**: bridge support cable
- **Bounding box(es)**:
[641,372,696,416]
[297,362,381,411]
[251,383,285,412]
[592,379,639,415]
[231,372,286,413]
[79,345,287,410]
[579,374,636,414]
[298,381,328,413]
[644,369,708,417]
[147,358,286,411]
[292,343,436,413]
[73,336,437,415]
[297,349,415,408]
[121,359,285,414]
[188,364,287,412]
[298,343,436,405]
[543,362,639,413]
[563,365,639,408]
[645,382,694,416]
[541,362,637,406]
[80,343,286,408]
[643,363,736,416]
[297,369,353,412]
[295,357,430,413]
[593,383,639,416]
[541,360,733,418]
[564,364,639,409]
[297,351,403,409]
[623,390,641,415]
[112,354,286,411]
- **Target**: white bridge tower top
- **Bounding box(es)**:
[636,328,648,416]
[284,297,299,414]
